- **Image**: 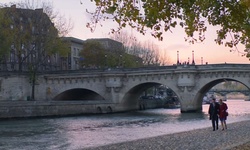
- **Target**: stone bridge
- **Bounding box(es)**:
[208,89,250,100]
[1,63,250,113]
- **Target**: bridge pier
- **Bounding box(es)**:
[244,95,250,101]
[178,88,202,113]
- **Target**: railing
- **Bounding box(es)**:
[209,89,250,93]
[1,63,250,77]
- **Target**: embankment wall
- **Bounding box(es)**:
[0,101,115,119]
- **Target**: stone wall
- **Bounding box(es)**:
[0,101,116,119]
[0,75,30,101]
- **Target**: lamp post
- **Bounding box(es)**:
[201,57,203,65]
[48,58,51,70]
[119,54,122,68]
[105,54,107,68]
[10,49,15,70]
[192,50,195,65]
[177,51,179,65]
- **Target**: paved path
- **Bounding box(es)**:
[83,120,250,150]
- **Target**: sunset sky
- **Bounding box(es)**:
[2,0,250,65]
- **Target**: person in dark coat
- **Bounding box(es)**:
[208,98,220,131]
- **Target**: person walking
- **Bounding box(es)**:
[219,99,228,130]
[208,98,219,131]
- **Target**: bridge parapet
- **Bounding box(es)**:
[196,63,250,71]
[105,76,123,88]
[177,73,195,91]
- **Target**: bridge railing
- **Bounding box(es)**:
[39,65,179,75]
[195,63,250,70]
[1,63,250,76]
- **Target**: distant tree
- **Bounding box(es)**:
[0,1,70,100]
[86,0,250,57]
[236,83,248,90]
[110,31,171,66]
[0,10,13,69]
[109,30,137,54]
[80,39,143,68]
[139,40,161,66]
[222,81,248,90]
[222,81,233,90]
[79,40,106,68]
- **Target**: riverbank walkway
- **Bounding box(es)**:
[84,120,250,150]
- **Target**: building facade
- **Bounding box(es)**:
[64,37,124,70]
[62,37,84,70]
[0,5,128,71]
[0,5,62,71]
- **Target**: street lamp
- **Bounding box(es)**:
[192,50,195,65]
[48,58,51,70]
[105,54,107,68]
[177,51,179,65]
[119,54,122,67]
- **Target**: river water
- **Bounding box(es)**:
[0,100,250,150]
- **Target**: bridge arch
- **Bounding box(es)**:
[195,77,250,110]
[53,88,105,101]
[119,81,178,111]
[121,82,161,110]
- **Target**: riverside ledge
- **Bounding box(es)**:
[84,120,250,150]
[0,100,116,119]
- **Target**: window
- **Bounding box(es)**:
[77,48,80,56]
[74,48,76,56]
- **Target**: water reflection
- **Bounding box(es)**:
[0,100,250,150]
